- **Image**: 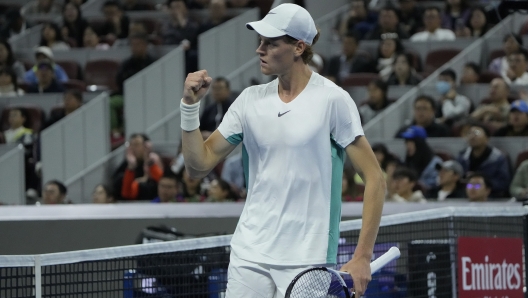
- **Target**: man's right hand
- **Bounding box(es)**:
[183,70,212,105]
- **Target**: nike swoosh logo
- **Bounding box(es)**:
[278,110,291,117]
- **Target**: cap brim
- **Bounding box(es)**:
[246,20,286,38]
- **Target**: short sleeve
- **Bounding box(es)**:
[329,88,364,148]
[217,89,246,145]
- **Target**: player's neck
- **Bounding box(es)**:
[277,64,312,103]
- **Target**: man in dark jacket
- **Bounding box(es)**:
[426,160,466,200]
[115,33,156,94]
[395,95,451,138]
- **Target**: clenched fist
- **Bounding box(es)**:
[183,70,213,105]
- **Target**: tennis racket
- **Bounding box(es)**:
[285,246,401,298]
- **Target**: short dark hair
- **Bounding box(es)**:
[439,69,457,82]
[46,180,67,195]
[414,95,436,110]
[467,172,491,189]
[103,0,122,9]
[470,123,491,138]
[424,6,441,14]
[129,133,150,142]
[64,89,83,102]
[503,33,523,46]
[160,172,179,184]
[380,6,399,15]
[344,30,361,44]
[369,79,388,97]
[214,77,230,89]
[0,39,16,67]
[392,167,418,182]
[464,62,481,75]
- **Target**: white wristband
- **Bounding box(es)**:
[180,99,200,131]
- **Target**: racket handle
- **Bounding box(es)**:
[370,246,400,273]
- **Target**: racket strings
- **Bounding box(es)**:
[287,269,350,298]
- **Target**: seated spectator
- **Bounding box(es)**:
[426,160,466,200]
[355,143,399,198]
[456,6,490,38]
[441,0,471,31]
[83,26,110,50]
[386,53,422,86]
[123,0,152,11]
[399,125,443,190]
[488,34,522,76]
[115,33,156,94]
[387,167,426,203]
[152,173,179,203]
[226,0,257,8]
[221,152,245,196]
[200,77,234,138]
[465,172,491,202]
[178,167,205,202]
[113,133,163,201]
[92,184,114,203]
[0,67,24,97]
[493,100,528,137]
[503,50,528,86]
[510,160,528,200]
[40,22,71,51]
[0,10,28,40]
[343,168,361,202]
[111,21,149,48]
[359,79,391,123]
[0,40,26,81]
[410,7,455,42]
[375,33,403,81]
[2,108,33,144]
[325,32,373,84]
[364,6,409,40]
[206,178,235,202]
[100,0,130,43]
[21,0,62,16]
[62,2,89,47]
[458,124,511,197]
[199,0,230,34]
[337,0,377,39]
[398,0,423,36]
[436,69,471,126]
[471,78,510,130]
[396,95,450,137]
[24,46,69,84]
[460,62,480,84]
[27,60,65,94]
[45,89,83,128]
[42,180,67,204]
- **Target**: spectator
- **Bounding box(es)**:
[493,100,528,137]
[0,10,28,40]
[488,34,522,76]
[226,0,257,8]
[83,26,110,50]
[386,53,422,86]
[343,168,361,201]
[426,160,466,200]
[207,178,235,202]
[178,167,205,202]
[375,33,403,80]
[396,95,450,137]
[356,143,399,198]
[2,108,33,144]
[0,40,26,81]
[21,0,62,16]
[460,62,480,84]
[40,22,71,51]
[45,89,83,128]
[221,152,245,196]
[42,180,68,204]
[465,172,491,202]
[359,79,391,124]
[24,46,69,84]
[199,77,234,137]
[410,7,456,42]
[399,125,443,189]
[113,133,163,201]
[441,0,471,31]
[325,32,373,84]
[115,33,156,94]
[112,21,149,48]
[436,69,471,126]
[457,6,490,38]
[27,60,65,93]
[503,50,528,86]
[337,0,377,39]
[387,167,426,203]
[510,160,528,200]
[92,184,114,203]
[398,0,423,36]
[123,0,152,11]
[458,124,511,197]
[152,173,179,203]
[470,78,510,130]
[199,0,230,34]
[100,0,130,42]
[62,2,89,47]
[0,67,24,97]
[364,6,409,40]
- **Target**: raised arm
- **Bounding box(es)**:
[181,70,236,178]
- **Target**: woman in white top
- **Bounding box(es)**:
[39,22,71,51]
[488,34,523,76]
[375,33,404,81]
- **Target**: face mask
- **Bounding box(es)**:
[436,81,451,95]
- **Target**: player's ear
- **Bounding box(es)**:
[293,40,306,58]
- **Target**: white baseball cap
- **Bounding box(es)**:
[35,46,53,59]
[246,4,317,45]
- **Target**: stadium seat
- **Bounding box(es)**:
[1,104,45,133]
[516,150,528,170]
[477,71,501,84]
[63,79,87,92]
[424,48,461,74]
[56,60,82,80]
[84,59,120,91]
[489,49,505,62]
[341,73,379,87]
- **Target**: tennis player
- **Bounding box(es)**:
[180,4,385,297]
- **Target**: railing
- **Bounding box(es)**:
[0,144,25,205]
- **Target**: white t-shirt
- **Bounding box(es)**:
[218,72,364,266]
[503,72,528,85]
[410,29,456,42]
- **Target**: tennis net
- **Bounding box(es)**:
[1,206,526,298]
